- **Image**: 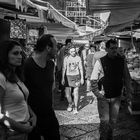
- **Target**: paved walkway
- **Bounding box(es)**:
[53,84,140,140]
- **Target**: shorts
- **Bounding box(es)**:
[66,75,81,87]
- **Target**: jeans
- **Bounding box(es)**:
[97,96,121,140]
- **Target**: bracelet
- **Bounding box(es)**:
[0,113,4,119]
[0,115,10,128]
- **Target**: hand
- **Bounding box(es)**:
[96,93,105,99]
[28,106,37,128]
[94,90,105,99]
[29,114,37,128]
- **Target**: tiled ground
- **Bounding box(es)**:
[53,84,140,140]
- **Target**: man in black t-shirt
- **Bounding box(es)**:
[24,34,60,140]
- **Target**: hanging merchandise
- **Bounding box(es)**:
[28,28,39,45]
[10,19,26,39]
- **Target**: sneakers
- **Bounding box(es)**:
[67,104,78,114]
[67,104,73,112]
[73,108,78,114]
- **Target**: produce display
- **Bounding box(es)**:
[126,50,140,114]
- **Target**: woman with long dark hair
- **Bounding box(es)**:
[0,39,36,140]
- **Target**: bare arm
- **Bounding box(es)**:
[0,86,5,115]
[79,57,84,80]
[61,56,67,85]
[90,60,104,99]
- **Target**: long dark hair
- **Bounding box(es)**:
[0,39,25,83]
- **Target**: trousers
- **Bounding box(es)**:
[97,96,121,140]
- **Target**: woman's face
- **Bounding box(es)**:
[8,45,23,66]
[69,47,76,57]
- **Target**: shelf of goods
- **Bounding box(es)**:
[127,51,140,115]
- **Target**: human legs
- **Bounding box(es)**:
[86,78,91,92]
[65,87,73,111]
[28,114,60,140]
[39,111,60,140]
[73,87,79,114]
[109,97,121,139]
[97,97,121,140]
[97,98,110,140]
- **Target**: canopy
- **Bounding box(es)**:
[26,0,78,30]
[87,0,140,35]
[0,0,102,40]
[25,0,102,40]
[0,0,78,30]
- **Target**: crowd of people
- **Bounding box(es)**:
[0,34,133,140]
[55,37,133,140]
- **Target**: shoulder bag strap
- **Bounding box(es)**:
[1,92,6,115]
[16,83,26,101]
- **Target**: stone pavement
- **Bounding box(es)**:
[53,84,140,140]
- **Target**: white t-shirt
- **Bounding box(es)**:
[64,55,82,76]
[0,72,30,122]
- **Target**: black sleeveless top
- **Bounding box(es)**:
[100,54,124,98]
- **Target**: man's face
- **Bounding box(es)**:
[107,42,118,57]
[48,37,57,59]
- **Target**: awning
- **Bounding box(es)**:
[0,0,101,40]
[26,0,78,30]
[25,0,102,39]
[87,0,140,35]
[0,0,78,30]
